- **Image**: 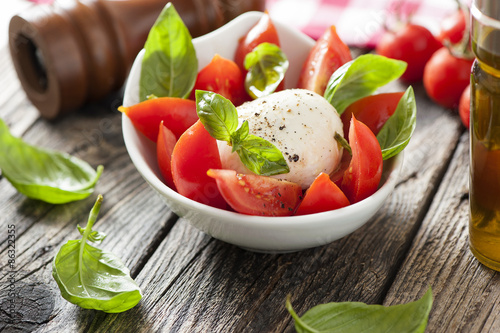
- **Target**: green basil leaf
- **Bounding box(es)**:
[230,120,250,152]
[52,195,142,313]
[139,3,197,101]
[0,118,103,204]
[244,42,289,99]
[78,225,107,243]
[235,134,290,176]
[377,86,417,160]
[287,287,432,333]
[196,90,238,141]
[324,54,407,114]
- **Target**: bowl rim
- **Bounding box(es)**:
[122,10,404,229]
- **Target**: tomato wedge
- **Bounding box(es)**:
[341,116,383,204]
[341,92,404,137]
[297,25,352,95]
[190,54,247,106]
[157,121,176,190]
[207,169,302,216]
[234,12,281,72]
[295,173,350,215]
[330,151,351,187]
[171,120,227,209]
[119,97,198,142]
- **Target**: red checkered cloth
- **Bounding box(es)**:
[266,0,460,48]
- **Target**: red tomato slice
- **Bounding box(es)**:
[297,25,352,95]
[341,116,383,204]
[295,173,350,215]
[119,97,198,142]
[207,169,302,216]
[341,92,404,137]
[171,120,227,209]
[330,151,351,187]
[157,121,176,190]
[234,11,280,71]
[190,54,248,106]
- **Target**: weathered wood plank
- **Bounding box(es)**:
[74,83,465,332]
[0,47,180,332]
[384,132,500,332]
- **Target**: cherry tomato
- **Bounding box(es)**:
[190,54,248,106]
[376,23,442,82]
[297,25,352,95]
[295,173,350,215]
[207,169,302,216]
[459,84,471,128]
[423,47,474,109]
[341,115,383,204]
[171,120,227,209]
[157,121,177,190]
[119,97,198,142]
[437,9,466,45]
[234,12,280,71]
[341,91,404,137]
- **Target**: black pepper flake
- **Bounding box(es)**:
[288,154,299,162]
[279,125,286,130]
[281,202,285,208]
[255,112,260,116]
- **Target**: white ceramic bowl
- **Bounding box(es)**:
[122,11,403,253]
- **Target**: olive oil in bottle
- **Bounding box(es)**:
[469,0,500,271]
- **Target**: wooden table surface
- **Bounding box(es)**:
[0,40,499,333]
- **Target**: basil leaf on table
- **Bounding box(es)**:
[0,118,103,204]
[377,86,417,160]
[323,54,407,115]
[195,90,289,176]
[244,42,289,99]
[139,3,197,101]
[52,195,142,313]
[287,287,433,333]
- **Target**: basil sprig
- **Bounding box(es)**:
[52,195,142,313]
[139,3,197,102]
[0,118,103,204]
[287,287,433,333]
[324,54,407,114]
[378,86,417,160]
[196,90,289,176]
[244,42,289,99]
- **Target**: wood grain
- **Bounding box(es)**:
[385,132,500,333]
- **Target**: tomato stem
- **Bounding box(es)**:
[334,132,351,155]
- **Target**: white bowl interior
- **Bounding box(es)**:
[122,11,403,253]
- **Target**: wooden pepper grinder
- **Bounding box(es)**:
[8,0,265,119]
